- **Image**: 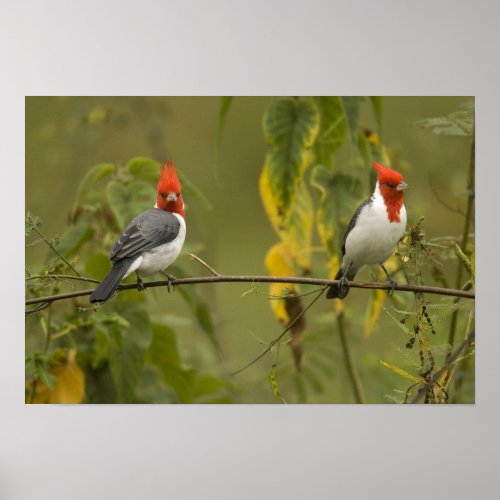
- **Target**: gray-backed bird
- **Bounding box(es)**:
[90,161,186,303]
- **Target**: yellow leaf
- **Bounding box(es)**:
[260,166,313,271]
[265,243,298,324]
[364,288,387,337]
[379,360,423,384]
[32,350,85,404]
[262,97,319,220]
[265,243,306,371]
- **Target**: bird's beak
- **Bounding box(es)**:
[166,192,178,202]
[396,182,409,191]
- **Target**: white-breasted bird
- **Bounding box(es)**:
[90,160,186,303]
[326,161,409,299]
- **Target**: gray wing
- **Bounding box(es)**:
[341,197,372,256]
[109,208,181,261]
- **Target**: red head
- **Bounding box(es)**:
[156,161,185,217]
[373,161,408,222]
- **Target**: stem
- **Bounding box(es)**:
[43,304,53,352]
[26,274,99,283]
[30,225,82,277]
[231,288,326,375]
[446,307,475,403]
[25,275,476,306]
[336,313,364,403]
[447,130,475,351]
[409,328,475,404]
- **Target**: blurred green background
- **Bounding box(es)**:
[25,96,474,403]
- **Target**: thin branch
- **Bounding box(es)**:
[231,287,326,375]
[26,274,100,284]
[188,253,221,276]
[25,302,50,316]
[408,328,475,404]
[336,313,365,403]
[25,275,476,306]
[29,225,82,277]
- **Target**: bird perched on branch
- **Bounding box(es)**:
[90,161,186,303]
[326,161,408,299]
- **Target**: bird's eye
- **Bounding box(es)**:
[386,182,395,188]
[176,192,181,197]
[161,193,167,199]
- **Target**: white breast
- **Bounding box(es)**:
[343,186,406,274]
[124,213,186,279]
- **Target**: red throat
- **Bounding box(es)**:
[379,186,404,222]
[373,162,406,223]
[156,161,185,218]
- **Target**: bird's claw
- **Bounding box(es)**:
[137,277,145,292]
[339,276,350,297]
[388,279,397,296]
[165,273,177,294]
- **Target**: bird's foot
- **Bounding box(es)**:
[165,273,177,294]
[387,279,397,296]
[338,276,350,298]
[136,276,145,292]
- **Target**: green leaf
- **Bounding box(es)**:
[107,300,152,403]
[414,102,474,136]
[414,117,471,136]
[34,356,56,389]
[339,96,361,147]
[310,166,364,255]
[262,97,320,219]
[260,167,314,272]
[146,323,194,403]
[126,156,161,181]
[312,96,348,168]
[69,163,116,222]
[217,96,234,143]
[106,180,156,230]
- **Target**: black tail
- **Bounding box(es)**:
[90,258,135,303]
[326,267,356,300]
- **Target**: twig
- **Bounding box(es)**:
[336,313,364,403]
[29,225,82,277]
[25,275,476,306]
[26,274,100,284]
[231,287,326,375]
[25,302,50,316]
[188,253,220,276]
[408,328,475,404]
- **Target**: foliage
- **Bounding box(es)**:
[25,157,232,404]
[25,96,475,404]
[250,96,475,403]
